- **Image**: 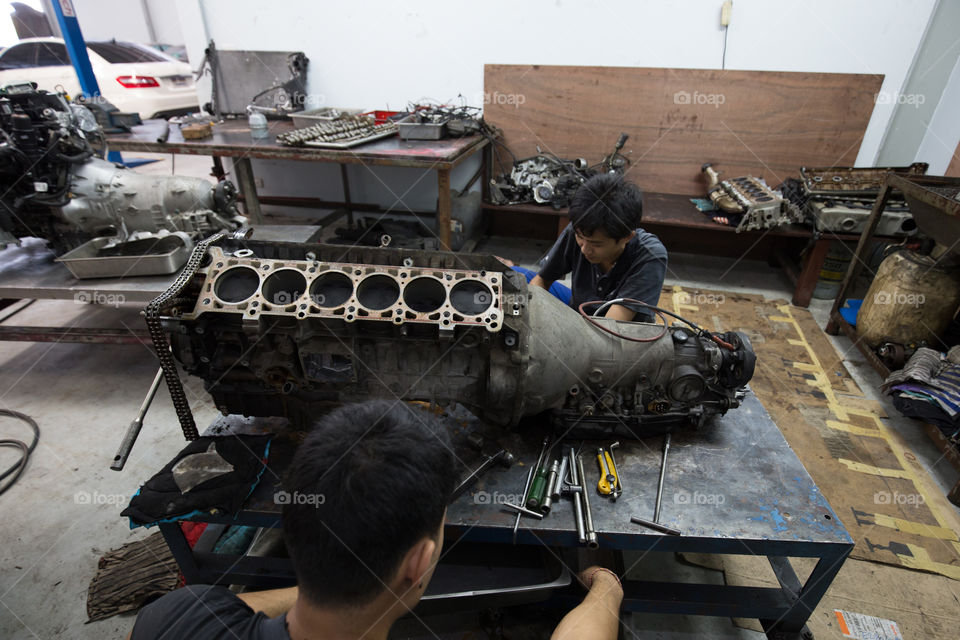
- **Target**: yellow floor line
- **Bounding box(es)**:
[872,514,959,541]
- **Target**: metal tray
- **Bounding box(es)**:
[55,235,189,279]
[397,114,449,140]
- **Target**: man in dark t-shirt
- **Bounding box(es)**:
[128,401,624,640]
[515,173,667,323]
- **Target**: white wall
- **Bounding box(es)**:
[166,0,945,216]
[916,53,960,174]
[71,0,184,45]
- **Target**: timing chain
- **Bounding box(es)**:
[144,231,226,440]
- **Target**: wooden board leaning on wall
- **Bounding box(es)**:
[483,65,884,195]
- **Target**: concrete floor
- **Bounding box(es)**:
[0,153,956,639]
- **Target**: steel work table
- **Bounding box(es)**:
[106,119,489,250]
[153,392,851,639]
[0,226,321,344]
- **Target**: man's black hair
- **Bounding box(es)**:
[568,173,643,240]
[282,400,456,606]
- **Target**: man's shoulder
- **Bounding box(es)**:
[631,229,667,260]
[131,585,285,640]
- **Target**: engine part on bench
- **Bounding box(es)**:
[806,200,917,236]
[152,239,756,440]
[701,163,803,232]
[0,86,246,269]
[800,163,928,199]
[489,133,628,209]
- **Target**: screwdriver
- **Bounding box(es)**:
[525,437,551,511]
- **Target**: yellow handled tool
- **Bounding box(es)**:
[596,447,619,497]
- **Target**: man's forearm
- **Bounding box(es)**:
[551,573,623,640]
[530,274,553,291]
[236,586,298,618]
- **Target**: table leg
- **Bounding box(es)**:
[763,546,850,637]
[159,521,202,584]
[438,169,452,250]
[792,237,831,308]
[234,157,264,225]
[339,163,354,229]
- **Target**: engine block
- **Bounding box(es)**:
[157,239,756,439]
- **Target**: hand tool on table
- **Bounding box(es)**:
[525,437,552,511]
[501,502,544,519]
[511,466,535,544]
[576,453,599,548]
[450,434,515,501]
[110,367,164,471]
[596,441,622,500]
[541,459,560,513]
[630,432,681,536]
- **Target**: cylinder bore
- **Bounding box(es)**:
[356,274,400,310]
[213,266,260,303]
[450,280,494,315]
[262,269,307,306]
[403,277,446,313]
[309,271,354,308]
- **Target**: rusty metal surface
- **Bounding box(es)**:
[0,326,152,344]
[106,119,488,169]
[887,174,960,253]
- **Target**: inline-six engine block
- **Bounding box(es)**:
[155,238,755,439]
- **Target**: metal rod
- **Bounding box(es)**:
[568,447,586,543]
[512,466,534,544]
[631,516,681,536]
[577,454,598,549]
[654,432,671,522]
[541,459,560,514]
[110,367,164,471]
[502,503,544,519]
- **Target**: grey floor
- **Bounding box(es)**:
[0,153,956,639]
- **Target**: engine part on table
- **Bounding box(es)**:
[893,174,960,258]
[489,133,629,209]
[858,250,960,348]
[148,238,756,441]
[397,113,449,140]
[806,200,917,236]
[800,163,928,200]
[701,163,803,232]
[0,86,246,265]
[276,116,398,149]
[72,94,142,133]
[289,107,365,129]
[196,41,308,119]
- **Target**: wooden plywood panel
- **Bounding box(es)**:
[484,65,884,195]
[946,139,960,177]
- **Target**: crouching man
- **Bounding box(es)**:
[129,400,623,639]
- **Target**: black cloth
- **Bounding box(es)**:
[121,435,272,527]
[131,584,290,639]
[538,223,668,322]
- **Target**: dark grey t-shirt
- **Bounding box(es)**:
[131,585,290,640]
[538,224,668,322]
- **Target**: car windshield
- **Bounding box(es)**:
[87,41,165,64]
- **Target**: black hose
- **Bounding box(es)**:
[0,409,40,496]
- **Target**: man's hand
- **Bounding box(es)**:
[551,566,623,640]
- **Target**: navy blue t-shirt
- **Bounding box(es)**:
[538,224,668,322]
[131,585,290,639]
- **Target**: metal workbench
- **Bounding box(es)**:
[105,119,490,250]
[154,392,852,639]
[0,226,321,344]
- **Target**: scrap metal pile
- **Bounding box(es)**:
[489,133,631,209]
[0,85,245,277]
[147,237,756,441]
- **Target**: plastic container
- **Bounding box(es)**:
[248,111,269,139]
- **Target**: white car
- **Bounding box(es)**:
[0,37,198,119]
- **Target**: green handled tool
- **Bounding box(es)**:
[525,437,551,511]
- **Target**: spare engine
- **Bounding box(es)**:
[0,84,244,274]
[150,237,756,440]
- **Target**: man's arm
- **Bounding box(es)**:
[236,586,298,617]
[602,304,636,322]
[530,274,554,291]
[551,567,623,640]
